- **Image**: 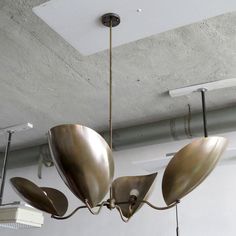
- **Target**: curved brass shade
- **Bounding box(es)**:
[112,173,157,218]
[10,177,68,216]
[162,136,228,205]
[48,124,114,207]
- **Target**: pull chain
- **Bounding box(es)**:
[175,203,179,236]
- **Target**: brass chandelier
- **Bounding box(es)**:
[10,13,228,234]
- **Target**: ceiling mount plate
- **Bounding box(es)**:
[0,123,33,135]
[101,13,120,27]
[169,78,236,97]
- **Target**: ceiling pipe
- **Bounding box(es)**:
[102,105,236,149]
[1,105,236,170]
[0,144,52,175]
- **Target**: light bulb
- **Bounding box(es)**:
[130,189,139,197]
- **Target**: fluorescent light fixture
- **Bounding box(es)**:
[0,123,33,135]
[0,203,44,229]
[133,157,172,172]
[133,148,236,172]
[169,78,236,97]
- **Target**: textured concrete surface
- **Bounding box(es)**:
[0,0,236,149]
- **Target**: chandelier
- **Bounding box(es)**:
[10,13,228,234]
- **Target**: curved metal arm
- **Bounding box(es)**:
[141,200,178,210]
[51,205,87,220]
[52,199,178,221]
[52,200,110,220]
[128,204,134,217]
[115,205,130,223]
[85,199,108,215]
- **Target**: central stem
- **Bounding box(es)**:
[109,20,113,150]
[109,19,113,202]
[101,12,121,208]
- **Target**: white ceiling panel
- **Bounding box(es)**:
[33,0,236,55]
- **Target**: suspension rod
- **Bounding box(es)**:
[200,89,208,137]
[0,131,13,205]
[109,19,113,202]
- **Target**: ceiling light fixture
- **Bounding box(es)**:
[0,123,42,229]
[0,203,43,229]
[10,14,228,235]
[0,123,34,206]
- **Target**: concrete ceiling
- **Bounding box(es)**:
[0,0,236,150]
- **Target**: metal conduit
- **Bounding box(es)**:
[0,105,236,169]
[102,105,236,149]
[0,144,51,173]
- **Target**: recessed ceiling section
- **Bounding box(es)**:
[33,0,236,55]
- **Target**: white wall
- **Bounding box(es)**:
[1,132,236,236]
